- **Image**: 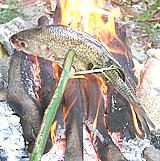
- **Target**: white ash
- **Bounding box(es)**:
[41,140,65,161]
[0,102,29,161]
[0,101,154,161]
[109,132,152,161]
[42,124,99,161]
[121,137,151,161]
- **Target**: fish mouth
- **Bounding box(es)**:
[10,35,28,51]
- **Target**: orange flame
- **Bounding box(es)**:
[30,55,41,100]
[58,0,129,59]
[95,75,108,94]
[130,105,144,137]
[93,95,102,129]
[52,62,61,83]
[63,96,78,121]
[54,0,142,141]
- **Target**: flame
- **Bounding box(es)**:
[132,59,144,90]
[52,62,61,83]
[51,121,58,143]
[58,0,129,60]
[94,75,108,94]
[63,96,78,121]
[93,95,102,129]
[49,0,143,148]
[130,105,144,137]
[30,55,41,100]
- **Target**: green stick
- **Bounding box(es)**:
[30,49,76,161]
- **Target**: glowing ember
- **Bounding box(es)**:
[52,62,61,83]
[30,55,41,100]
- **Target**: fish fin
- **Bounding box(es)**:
[110,65,126,82]
[117,68,125,82]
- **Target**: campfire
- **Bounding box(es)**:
[0,0,160,161]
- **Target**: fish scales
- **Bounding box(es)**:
[26,25,112,68]
[107,70,137,103]
[10,25,155,136]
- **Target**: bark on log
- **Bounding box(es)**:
[7,51,53,154]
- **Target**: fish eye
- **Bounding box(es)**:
[20,41,27,48]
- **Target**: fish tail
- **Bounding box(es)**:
[104,69,155,136]
[131,102,155,137]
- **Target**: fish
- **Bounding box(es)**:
[10,25,155,136]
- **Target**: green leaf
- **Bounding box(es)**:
[136,0,160,22]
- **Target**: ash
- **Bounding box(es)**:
[0,102,29,161]
[0,101,152,161]
[120,137,151,161]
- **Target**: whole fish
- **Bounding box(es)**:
[10,25,154,136]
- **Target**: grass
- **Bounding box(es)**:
[0,0,24,24]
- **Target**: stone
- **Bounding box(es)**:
[0,17,37,55]
[137,57,160,131]
[143,147,160,161]
[147,48,160,61]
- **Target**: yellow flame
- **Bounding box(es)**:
[58,0,129,60]
[130,105,144,137]
[63,96,78,121]
[51,121,57,143]
[94,75,108,94]
[93,94,103,129]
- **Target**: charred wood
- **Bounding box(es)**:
[80,75,127,161]
[106,85,136,140]
[63,79,83,161]
[7,51,54,154]
[114,23,137,87]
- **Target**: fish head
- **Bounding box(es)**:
[10,28,45,56]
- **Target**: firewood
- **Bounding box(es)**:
[79,74,127,161]
[63,79,83,161]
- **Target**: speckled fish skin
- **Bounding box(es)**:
[10,25,154,135]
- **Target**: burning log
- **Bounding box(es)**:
[3,48,113,160]
[62,75,127,161]
[63,79,83,161]
[79,75,127,161]
[7,50,53,154]
[107,85,136,140]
